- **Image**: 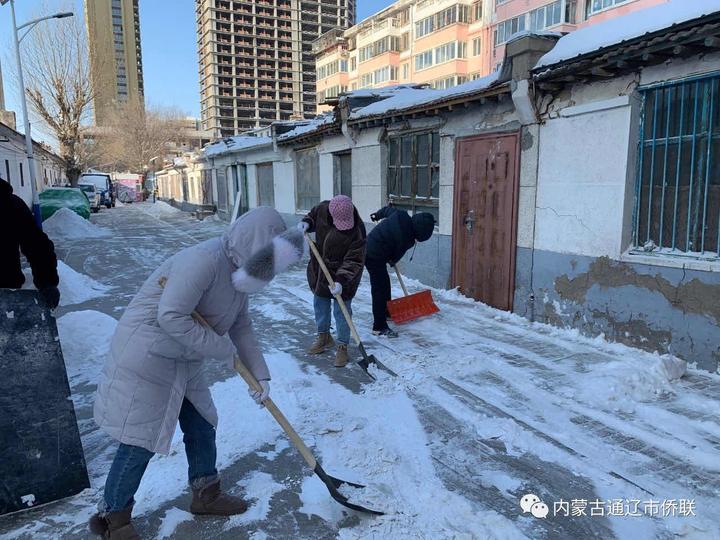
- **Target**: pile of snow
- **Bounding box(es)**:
[139,201,181,216]
[57,310,117,386]
[535,0,720,69]
[203,136,272,158]
[43,208,111,239]
[57,261,110,306]
[349,70,501,120]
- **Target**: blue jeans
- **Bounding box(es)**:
[314,294,352,345]
[103,398,217,512]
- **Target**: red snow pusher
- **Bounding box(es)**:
[387,264,439,324]
[158,277,383,516]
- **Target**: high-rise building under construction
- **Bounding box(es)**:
[196,0,355,138]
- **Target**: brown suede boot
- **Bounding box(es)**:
[88,506,140,539]
[334,344,349,368]
[190,478,248,516]
[308,332,334,354]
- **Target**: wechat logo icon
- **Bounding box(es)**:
[520,493,549,519]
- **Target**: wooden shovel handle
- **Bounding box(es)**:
[393,264,410,297]
[304,233,363,347]
[158,277,317,469]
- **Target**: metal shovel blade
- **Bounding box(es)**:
[313,463,384,515]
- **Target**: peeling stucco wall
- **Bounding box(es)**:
[514,249,720,372]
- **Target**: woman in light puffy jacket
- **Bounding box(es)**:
[90,207,303,539]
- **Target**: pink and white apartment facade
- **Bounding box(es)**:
[314,0,666,111]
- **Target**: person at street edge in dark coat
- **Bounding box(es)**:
[0,177,60,308]
[298,195,366,367]
[365,204,435,337]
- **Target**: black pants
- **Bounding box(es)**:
[365,257,391,331]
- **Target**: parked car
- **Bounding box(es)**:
[78,172,115,208]
[78,183,102,213]
[39,187,91,220]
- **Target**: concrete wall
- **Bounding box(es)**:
[515,52,720,371]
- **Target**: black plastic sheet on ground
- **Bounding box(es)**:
[0,290,89,515]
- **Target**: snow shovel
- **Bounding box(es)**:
[304,234,397,379]
[158,277,383,516]
[387,264,439,324]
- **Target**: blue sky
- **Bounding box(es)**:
[1,0,394,130]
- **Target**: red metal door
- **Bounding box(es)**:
[452,133,519,311]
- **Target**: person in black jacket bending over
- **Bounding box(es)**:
[0,177,60,308]
[365,204,434,337]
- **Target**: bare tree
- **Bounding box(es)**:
[20,4,98,185]
[97,101,185,174]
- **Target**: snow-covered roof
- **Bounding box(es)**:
[535,0,720,70]
[349,70,502,121]
[203,135,273,158]
[276,113,337,142]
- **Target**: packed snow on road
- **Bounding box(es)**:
[1,203,718,540]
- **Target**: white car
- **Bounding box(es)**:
[78,183,102,213]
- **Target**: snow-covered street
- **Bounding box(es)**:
[2,202,719,540]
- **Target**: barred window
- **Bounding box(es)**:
[633,74,720,258]
[387,131,440,222]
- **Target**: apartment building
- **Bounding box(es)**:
[85,0,144,125]
[314,0,493,111]
[491,0,666,71]
[197,0,356,139]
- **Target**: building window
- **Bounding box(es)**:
[402,62,409,80]
[633,74,720,258]
[473,1,482,21]
[530,1,562,31]
[19,162,24,187]
[350,57,356,71]
[494,15,526,46]
[415,41,462,71]
[387,131,440,221]
[586,0,630,17]
[295,147,320,212]
[472,37,481,56]
[415,5,469,39]
[4,160,10,184]
[359,36,400,62]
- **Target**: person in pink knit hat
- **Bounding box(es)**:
[298,195,366,367]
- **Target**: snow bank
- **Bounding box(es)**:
[57,261,110,306]
[139,201,180,216]
[203,136,272,158]
[43,208,111,239]
[349,71,501,120]
[57,310,117,386]
[536,0,720,69]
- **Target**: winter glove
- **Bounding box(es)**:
[248,379,270,406]
[39,286,60,309]
[330,282,342,296]
[297,221,309,233]
[370,213,378,222]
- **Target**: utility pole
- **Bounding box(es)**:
[3,0,73,227]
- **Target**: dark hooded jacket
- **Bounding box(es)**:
[366,206,434,265]
[303,200,366,300]
[0,179,59,290]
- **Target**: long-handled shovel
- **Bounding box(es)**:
[387,264,439,324]
[158,277,383,516]
[304,234,397,378]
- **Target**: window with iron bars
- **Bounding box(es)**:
[387,131,440,222]
[633,74,720,259]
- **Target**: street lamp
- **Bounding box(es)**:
[1,0,74,228]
